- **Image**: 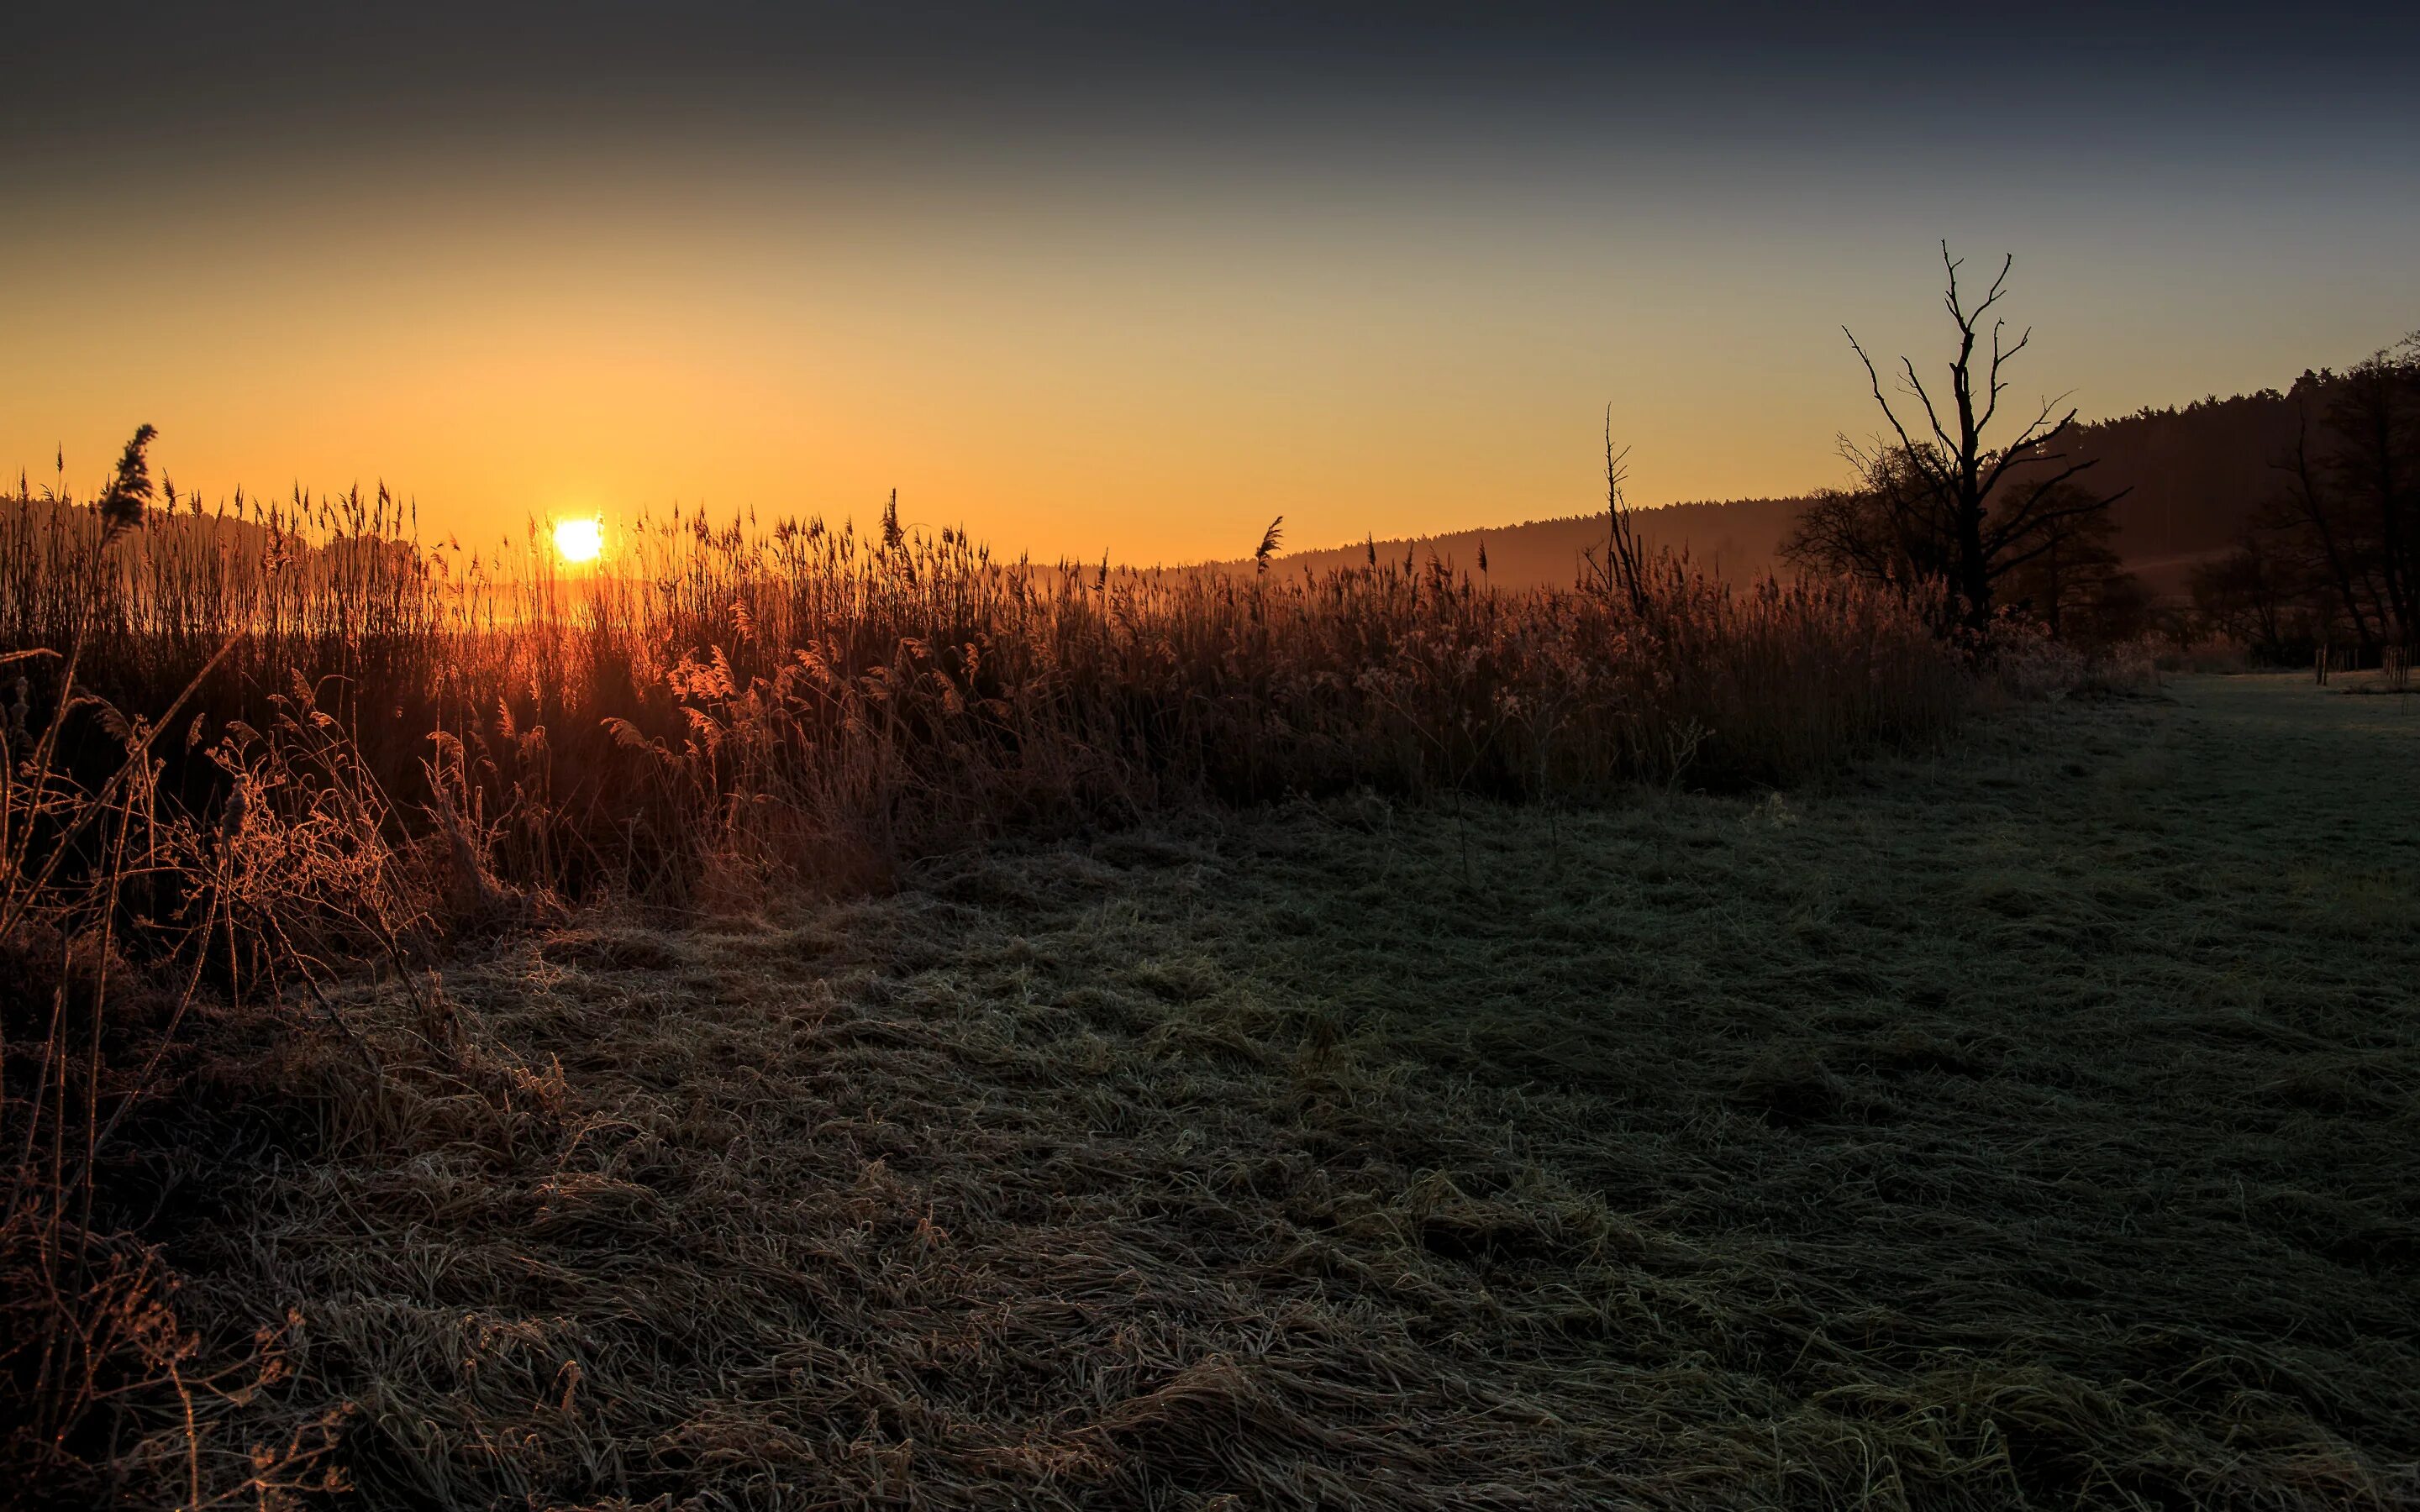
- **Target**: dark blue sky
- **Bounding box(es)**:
[17,3,2417,167]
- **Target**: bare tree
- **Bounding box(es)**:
[1839,244,2128,633]
[1785,441,1960,617]
[2263,398,2381,647]
[2191,540,2308,658]
[2321,342,2419,647]
[2000,486,2143,639]
[2237,344,2420,655]
[1586,412,1649,615]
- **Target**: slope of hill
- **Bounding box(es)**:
[1233,375,2333,596]
[1223,497,1807,591]
[2058,386,2304,594]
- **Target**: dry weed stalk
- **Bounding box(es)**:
[3,432,402,1505]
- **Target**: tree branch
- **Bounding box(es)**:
[1846,328,1951,496]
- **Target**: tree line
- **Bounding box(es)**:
[2188,347,2420,661]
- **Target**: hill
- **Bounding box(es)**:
[2057,386,2307,595]
[1214,497,1807,591]
[1231,373,2336,596]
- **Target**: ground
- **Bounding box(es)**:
[191,675,2419,1509]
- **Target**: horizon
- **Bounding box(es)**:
[9,3,2417,564]
[8,362,2375,576]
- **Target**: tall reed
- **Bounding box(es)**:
[3,480,358,1504]
[4,480,1970,906]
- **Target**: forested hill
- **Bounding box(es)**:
[1222,497,1807,591]
[1236,376,2330,596]
[2061,386,2305,592]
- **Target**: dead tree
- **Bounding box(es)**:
[1589,410,1649,616]
[1844,244,2128,633]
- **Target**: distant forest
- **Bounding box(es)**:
[1255,384,2321,593]
[1247,351,2416,659]
[15,351,2410,662]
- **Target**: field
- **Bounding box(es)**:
[110,675,2417,1509]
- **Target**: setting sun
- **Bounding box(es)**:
[554,517,603,564]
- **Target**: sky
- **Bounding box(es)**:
[5,2,2417,564]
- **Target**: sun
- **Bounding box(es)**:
[554,517,603,564]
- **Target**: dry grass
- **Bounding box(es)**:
[3,482,1968,906]
[126,675,2420,1509]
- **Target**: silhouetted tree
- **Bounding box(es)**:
[2191,541,2313,659]
[2230,343,2420,655]
[2318,344,2419,645]
[1585,415,1649,615]
[1999,486,2144,641]
[1784,443,1955,615]
[1801,244,2128,633]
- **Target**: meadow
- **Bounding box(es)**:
[33,675,2420,1509]
[7,465,2414,1507]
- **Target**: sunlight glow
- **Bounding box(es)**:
[555,517,603,564]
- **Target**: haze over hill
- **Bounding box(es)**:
[1230,368,2344,596]
[1218,498,1806,589]
[10,359,2365,612]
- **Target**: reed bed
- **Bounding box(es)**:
[3,481,1966,907]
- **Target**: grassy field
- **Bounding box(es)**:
[149,675,2420,1508]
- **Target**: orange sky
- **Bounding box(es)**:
[8,8,2416,565]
